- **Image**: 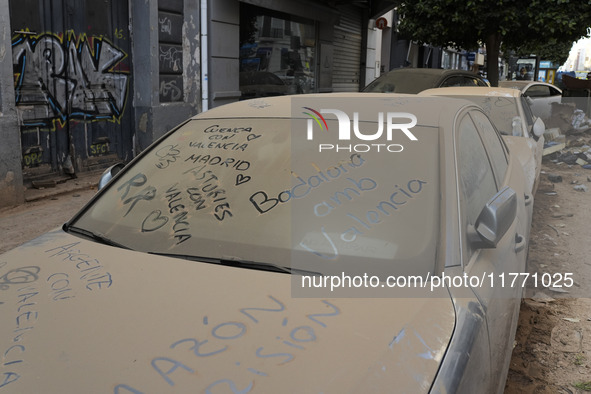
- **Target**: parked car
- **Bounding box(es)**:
[0,93,531,393]
[239,71,288,99]
[420,87,545,196]
[499,80,562,121]
[362,68,490,94]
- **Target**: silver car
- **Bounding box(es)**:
[499,80,562,122]
[0,94,531,393]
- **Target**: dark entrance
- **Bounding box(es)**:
[9,0,133,184]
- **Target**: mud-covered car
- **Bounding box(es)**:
[499,80,562,122]
[362,68,490,94]
[420,87,545,196]
[0,94,531,393]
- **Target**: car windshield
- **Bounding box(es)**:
[363,71,440,93]
[68,118,440,275]
[445,95,519,135]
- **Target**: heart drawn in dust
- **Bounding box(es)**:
[236,174,251,186]
[141,210,169,232]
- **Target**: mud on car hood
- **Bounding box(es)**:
[0,230,455,393]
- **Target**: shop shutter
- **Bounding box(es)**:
[332,5,363,92]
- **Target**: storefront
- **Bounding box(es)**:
[239,4,317,99]
[207,0,366,108]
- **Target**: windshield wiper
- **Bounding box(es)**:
[63,224,130,249]
[147,252,321,276]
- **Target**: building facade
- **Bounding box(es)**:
[0,0,402,208]
[1,0,202,208]
[207,0,372,109]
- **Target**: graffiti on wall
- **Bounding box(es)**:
[12,31,129,129]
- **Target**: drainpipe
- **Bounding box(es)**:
[200,0,209,112]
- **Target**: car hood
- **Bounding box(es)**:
[0,230,455,393]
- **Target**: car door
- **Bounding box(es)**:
[456,110,528,393]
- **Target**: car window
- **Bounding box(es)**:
[446,95,518,135]
[441,76,481,87]
[520,96,535,129]
[524,85,551,97]
[549,86,562,96]
[457,115,498,226]
[469,110,508,187]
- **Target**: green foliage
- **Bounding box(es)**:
[397,0,591,85]
[572,381,591,391]
[574,353,586,366]
[399,0,589,50]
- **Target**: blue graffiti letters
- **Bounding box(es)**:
[151,357,195,386]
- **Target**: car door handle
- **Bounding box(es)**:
[515,233,525,253]
[524,193,532,206]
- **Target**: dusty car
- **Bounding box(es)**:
[239,71,288,99]
[0,94,530,393]
[499,80,563,121]
[362,68,490,94]
[420,87,545,196]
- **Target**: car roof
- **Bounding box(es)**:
[362,68,487,93]
[419,86,521,98]
[193,93,479,128]
[498,80,531,88]
[381,68,479,77]
[499,80,562,92]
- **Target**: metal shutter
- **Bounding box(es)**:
[332,5,363,92]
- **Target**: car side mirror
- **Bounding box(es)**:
[533,117,545,138]
[525,96,534,105]
[467,186,517,249]
[98,162,125,190]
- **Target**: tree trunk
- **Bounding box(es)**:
[485,32,501,87]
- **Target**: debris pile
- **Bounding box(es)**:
[543,102,591,170]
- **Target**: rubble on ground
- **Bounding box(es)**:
[543,102,591,170]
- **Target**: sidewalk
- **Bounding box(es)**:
[0,170,104,254]
[23,169,104,203]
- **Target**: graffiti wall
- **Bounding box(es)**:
[12,32,129,128]
[9,0,133,176]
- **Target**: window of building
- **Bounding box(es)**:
[239,4,316,100]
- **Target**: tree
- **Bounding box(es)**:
[397,0,591,86]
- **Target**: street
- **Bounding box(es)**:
[0,175,98,254]
[505,154,591,392]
